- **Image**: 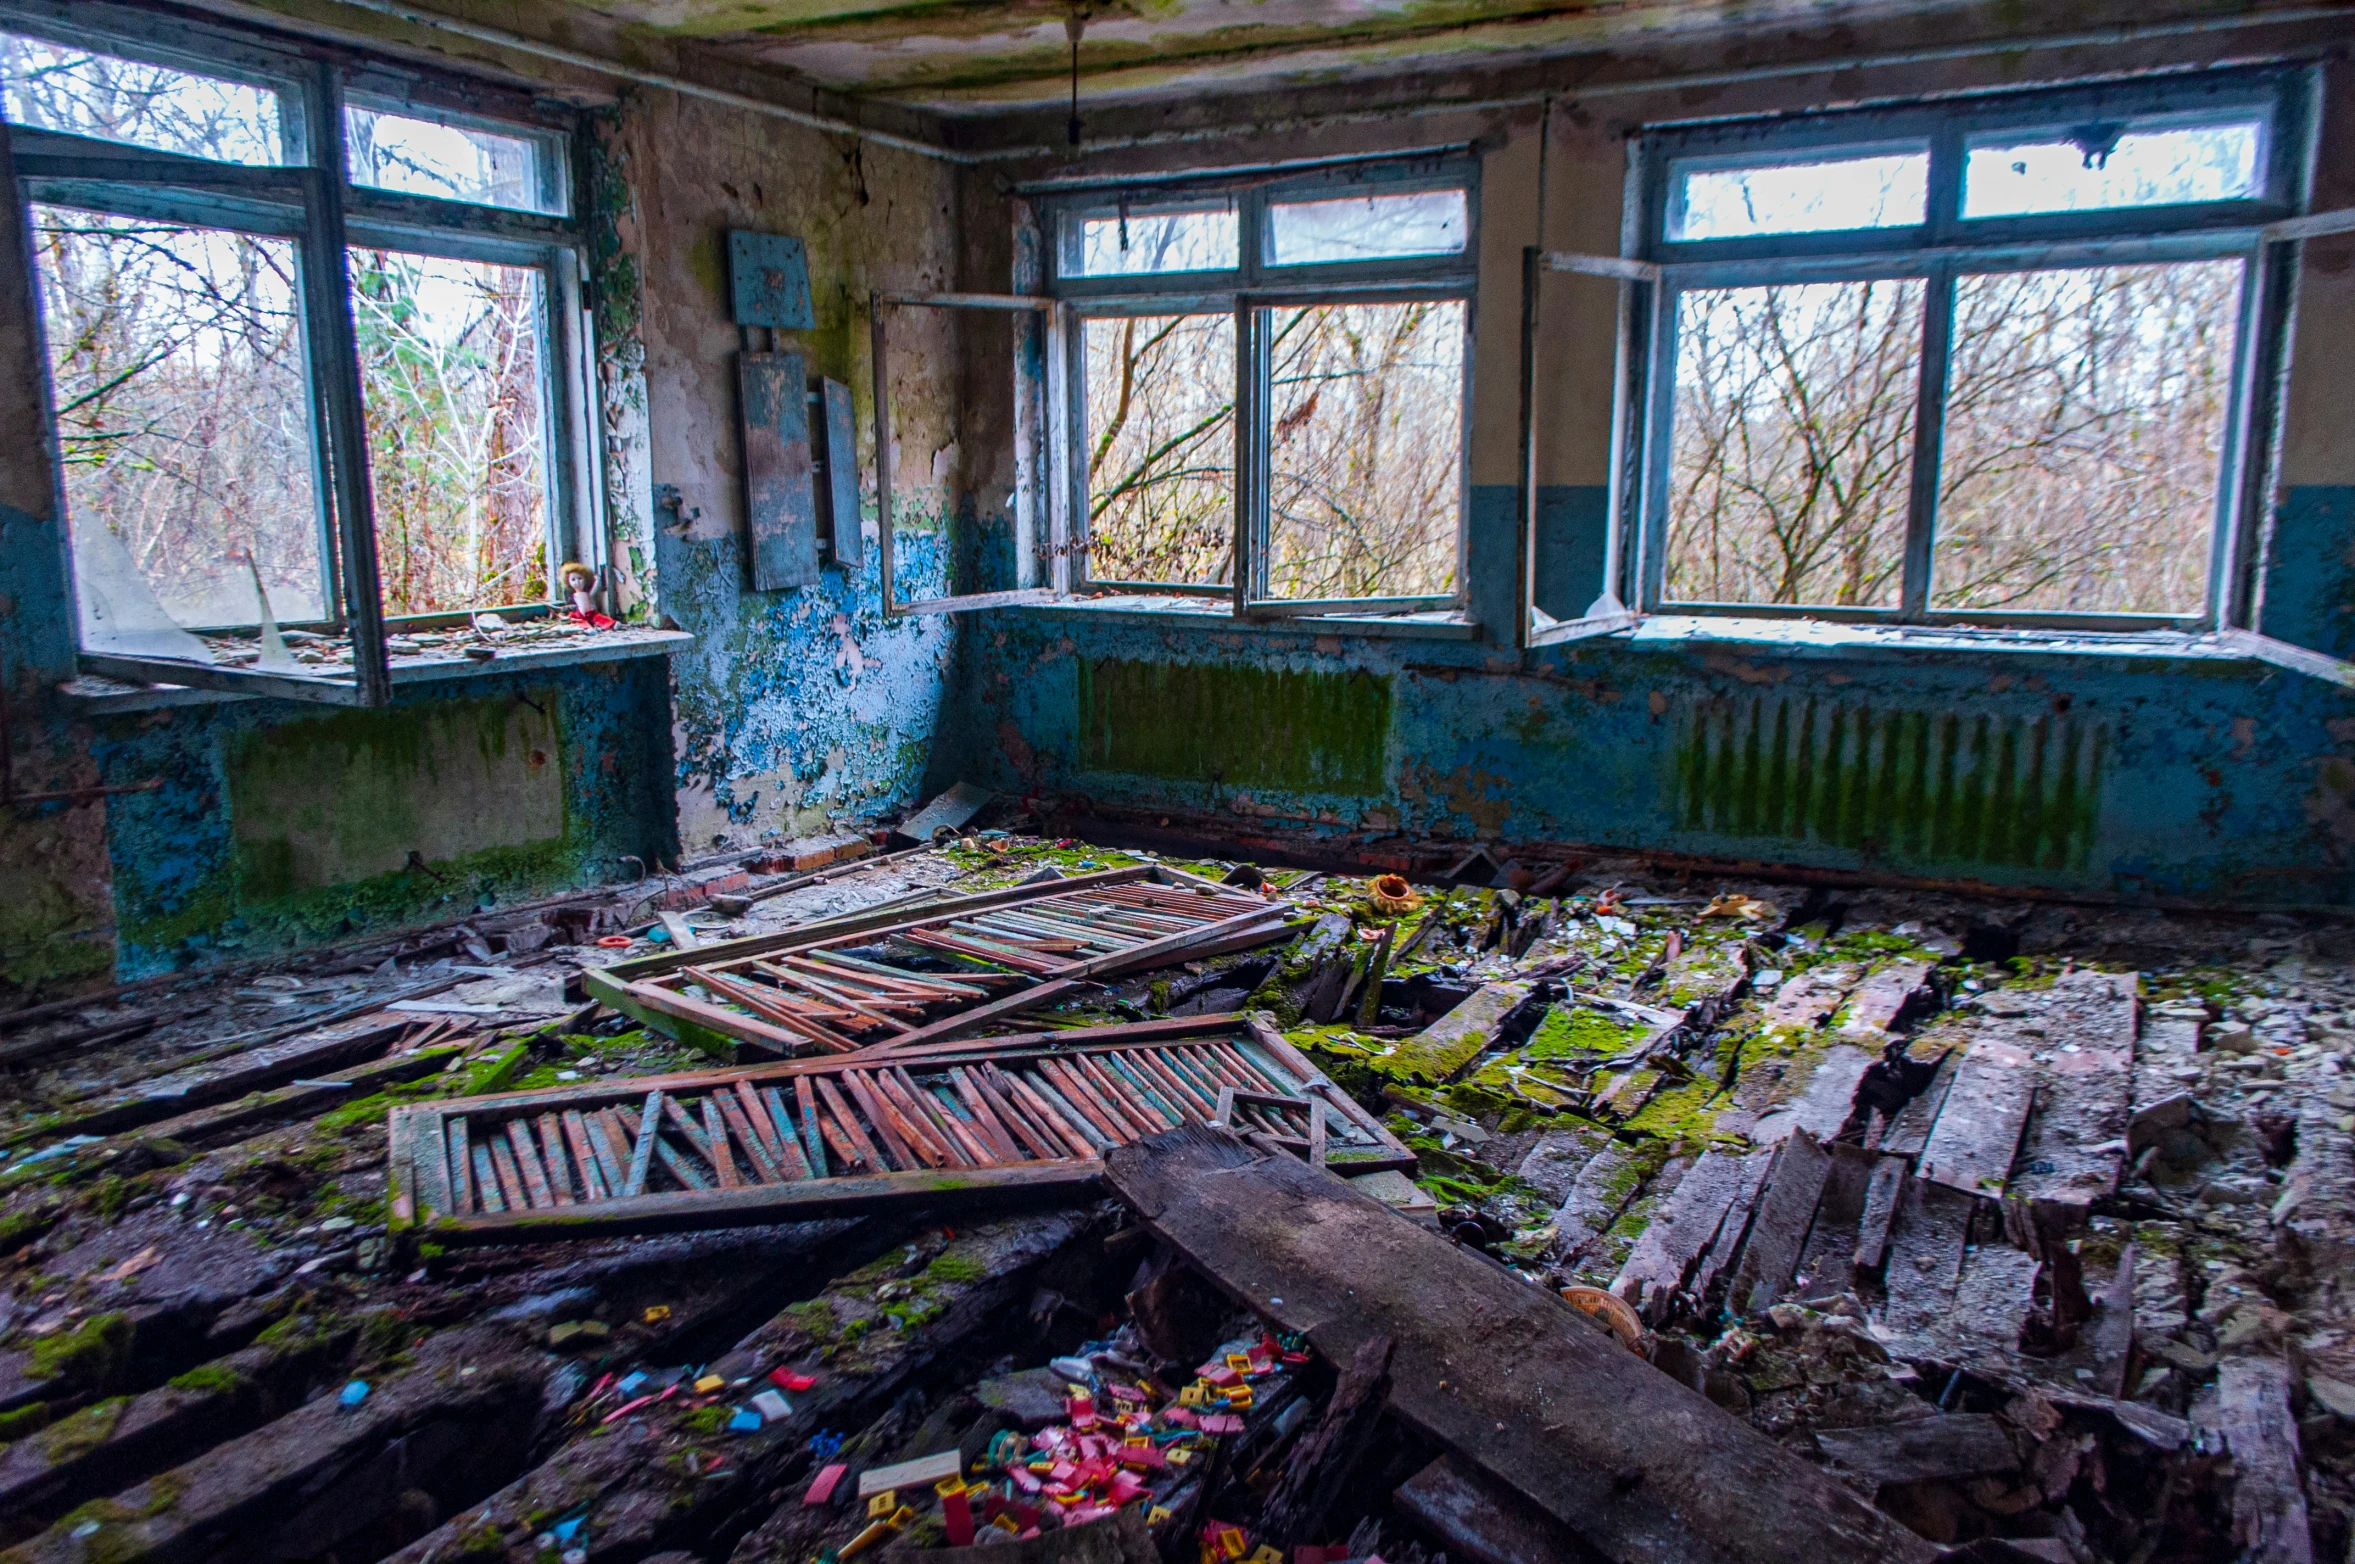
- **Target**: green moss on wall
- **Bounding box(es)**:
[1075,658,1390,795]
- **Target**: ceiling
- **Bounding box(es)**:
[552,0,1986,113]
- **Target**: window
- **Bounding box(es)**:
[3,15,590,703]
[1635,72,2297,629]
[1049,161,1475,616]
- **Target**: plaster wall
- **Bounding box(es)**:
[960,48,2355,906]
[0,19,988,998]
[612,86,974,859]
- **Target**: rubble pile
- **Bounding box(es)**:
[0,803,2348,1563]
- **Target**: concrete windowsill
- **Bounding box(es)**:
[1011,594,1481,640]
[61,627,694,715]
[1630,614,2255,664]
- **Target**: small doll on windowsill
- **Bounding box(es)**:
[561,561,618,629]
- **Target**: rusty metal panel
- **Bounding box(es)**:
[385,1015,1412,1244]
[816,376,862,570]
[726,230,813,328]
[739,351,819,591]
[1676,694,2108,872]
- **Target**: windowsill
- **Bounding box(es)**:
[62,625,692,714]
[1014,593,1480,639]
[1630,613,2251,663]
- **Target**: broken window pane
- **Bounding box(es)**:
[1076,204,1237,277]
[1669,152,1928,241]
[1962,120,2263,219]
[350,249,551,614]
[345,105,552,213]
[1265,300,1463,599]
[1268,189,1466,265]
[0,33,286,164]
[1930,260,2241,616]
[1666,279,1925,608]
[32,205,325,644]
[1082,312,1234,586]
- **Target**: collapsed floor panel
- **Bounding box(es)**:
[0,829,2349,1564]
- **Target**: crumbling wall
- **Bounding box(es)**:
[613,87,972,857]
[957,47,2355,907]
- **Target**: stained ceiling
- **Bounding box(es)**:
[542,0,1980,113]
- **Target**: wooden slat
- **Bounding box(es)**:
[621,980,810,1055]
[506,1119,555,1208]
[473,1143,507,1213]
[758,1086,813,1179]
[946,1066,1024,1161]
[684,965,863,1052]
[563,1110,610,1200]
[897,1069,996,1165]
[966,1065,1060,1160]
[486,1134,528,1211]
[731,1077,786,1168]
[626,1090,664,1197]
[814,1074,892,1171]
[537,1113,576,1205]
[1078,1053,1169,1133]
[447,1117,474,1216]
[839,1069,926,1168]
[698,1096,743,1188]
[995,1065,1098,1157]
[864,1069,960,1167]
[1101,1051,1189,1125]
[794,1076,833,1176]
[581,1110,627,1195]
[1037,1058,1128,1143]
[718,1091,785,1183]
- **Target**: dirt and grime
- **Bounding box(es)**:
[1,813,2351,1563]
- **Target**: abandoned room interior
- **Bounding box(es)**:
[7,0,2355,1558]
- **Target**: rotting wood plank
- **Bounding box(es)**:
[1393,1455,1598,1564]
[1915,1040,2036,1196]
[1104,1126,1937,1564]
[1874,1049,1958,1160]
[1687,1149,1776,1316]
[2213,1356,2314,1564]
[1854,1154,1908,1276]
[1726,1130,1834,1317]
[145,1041,466,1151]
[2006,971,2137,1227]
[1813,1414,2020,1487]
[1838,961,1934,1037]
[1875,1176,1976,1356]
[1612,1150,1753,1325]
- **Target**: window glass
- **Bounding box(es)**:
[33,205,324,649]
[1669,152,1928,241]
[346,105,551,213]
[1083,313,1235,586]
[1930,259,2240,615]
[1666,279,1925,607]
[1076,205,1236,276]
[1264,300,1462,598]
[1,34,285,164]
[1962,121,2262,219]
[350,249,549,613]
[1268,188,1466,265]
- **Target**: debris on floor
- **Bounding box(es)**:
[2,820,2353,1562]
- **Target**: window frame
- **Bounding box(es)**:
[1,1,597,705]
[1622,67,2309,634]
[1043,155,1479,619]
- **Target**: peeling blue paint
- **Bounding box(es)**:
[658,498,960,855]
[959,484,2355,906]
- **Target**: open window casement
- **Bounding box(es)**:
[870,290,1071,615]
[1517,247,1653,650]
[2219,206,2355,691]
[15,122,394,705]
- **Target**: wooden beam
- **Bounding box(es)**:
[1103,1126,1937,1564]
